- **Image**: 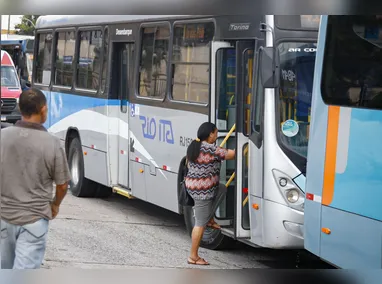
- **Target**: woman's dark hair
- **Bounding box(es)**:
[186,122,217,162]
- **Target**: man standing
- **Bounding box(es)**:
[1,88,71,269]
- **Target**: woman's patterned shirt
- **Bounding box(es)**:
[185,141,228,200]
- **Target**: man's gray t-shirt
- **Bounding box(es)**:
[1,121,71,226]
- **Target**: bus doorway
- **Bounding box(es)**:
[182,39,258,249]
[110,41,135,189]
[211,40,257,241]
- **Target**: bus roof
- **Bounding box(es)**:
[1,34,34,44]
[35,15,201,29]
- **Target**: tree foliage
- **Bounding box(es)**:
[15,15,40,35]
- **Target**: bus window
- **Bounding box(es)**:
[216,48,236,131]
[138,25,170,99]
[243,49,254,136]
[53,31,76,87]
[171,22,214,104]
[76,30,103,91]
[35,33,53,85]
[322,16,382,110]
[278,42,316,158]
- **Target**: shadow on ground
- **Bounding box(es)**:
[99,193,334,269]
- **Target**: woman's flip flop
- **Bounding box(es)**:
[187,256,209,265]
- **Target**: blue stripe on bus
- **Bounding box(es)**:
[41,91,128,128]
[330,108,382,221]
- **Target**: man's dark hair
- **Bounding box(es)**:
[18,88,47,117]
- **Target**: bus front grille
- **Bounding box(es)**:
[1,98,17,113]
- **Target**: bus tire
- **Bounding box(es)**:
[67,137,96,197]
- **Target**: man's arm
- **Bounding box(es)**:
[53,182,68,207]
[52,141,71,208]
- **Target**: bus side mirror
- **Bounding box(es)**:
[260,47,280,88]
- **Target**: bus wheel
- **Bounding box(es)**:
[67,137,96,197]
[183,205,233,250]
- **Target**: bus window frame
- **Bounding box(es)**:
[250,43,264,148]
[73,25,104,97]
[32,29,54,88]
[101,25,110,96]
[134,21,172,104]
[274,15,321,32]
[214,46,236,133]
[241,46,256,138]
[51,27,77,91]
[273,37,318,174]
[167,18,216,108]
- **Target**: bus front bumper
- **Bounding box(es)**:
[262,199,304,249]
[1,112,22,124]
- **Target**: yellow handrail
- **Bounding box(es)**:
[225,172,236,188]
[243,195,249,207]
[218,123,251,207]
[220,123,236,148]
[220,124,236,187]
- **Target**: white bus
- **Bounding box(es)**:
[32,14,319,250]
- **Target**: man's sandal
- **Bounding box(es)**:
[187,256,209,265]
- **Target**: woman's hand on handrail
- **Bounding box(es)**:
[226,149,236,160]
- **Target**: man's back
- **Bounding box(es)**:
[1,121,65,225]
[1,88,71,270]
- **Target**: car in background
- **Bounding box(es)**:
[1,49,23,124]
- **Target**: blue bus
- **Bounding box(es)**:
[304,15,382,269]
[1,34,35,84]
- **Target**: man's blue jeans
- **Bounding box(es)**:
[0,218,49,269]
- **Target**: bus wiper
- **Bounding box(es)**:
[359,83,368,106]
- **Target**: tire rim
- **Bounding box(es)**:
[71,150,80,187]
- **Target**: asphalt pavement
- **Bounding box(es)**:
[42,192,333,269]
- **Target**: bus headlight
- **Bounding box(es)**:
[272,169,305,212]
[286,189,299,203]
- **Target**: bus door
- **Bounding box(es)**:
[247,44,265,245]
[111,41,135,188]
[234,40,256,239]
[210,40,256,239]
[210,40,236,232]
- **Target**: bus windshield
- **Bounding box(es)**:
[277,41,316,158]
[1,66,20,88]
[25,53,34,82]
[322,16,382,110]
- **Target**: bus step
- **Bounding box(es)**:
[220,227,235,238]
[112,186,134,199]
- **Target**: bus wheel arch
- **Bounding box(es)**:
[177,156,234,250]
[65,127,80,157]
[177,156,188,215]
[65,129,96,198]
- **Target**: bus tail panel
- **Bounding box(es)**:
[320,205,382,269]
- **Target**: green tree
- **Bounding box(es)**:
[15,15,40,35]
